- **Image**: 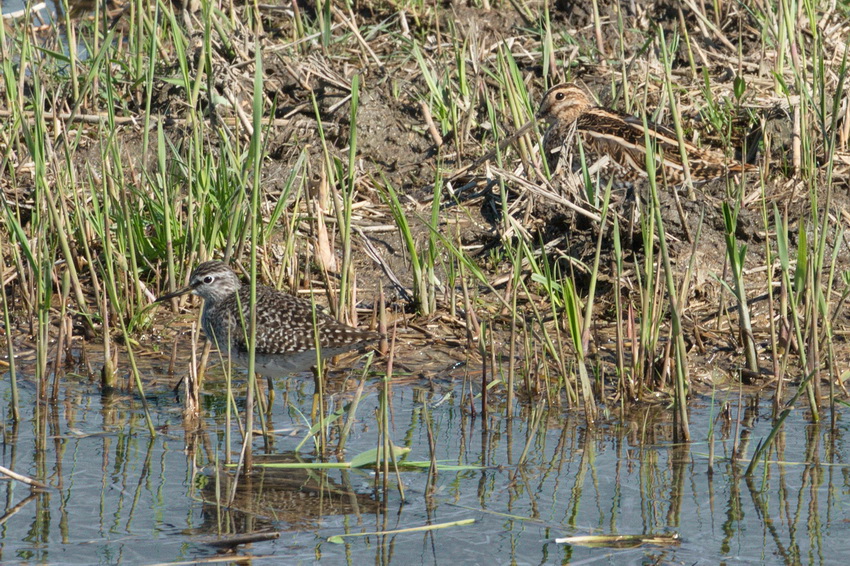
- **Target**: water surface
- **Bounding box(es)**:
[1,350,848,565]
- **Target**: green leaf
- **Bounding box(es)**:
[733,75,746,100]
[349,445,410,468]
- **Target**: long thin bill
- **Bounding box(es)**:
[155,286,193,303]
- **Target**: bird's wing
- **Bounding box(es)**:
[578,108,746,181]
[227,286,376,356]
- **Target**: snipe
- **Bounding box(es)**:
[537,83,758,184]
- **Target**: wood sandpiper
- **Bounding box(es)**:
[156,261,381,376]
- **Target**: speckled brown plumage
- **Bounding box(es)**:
[157,261,381,376]
[537,83,758,184]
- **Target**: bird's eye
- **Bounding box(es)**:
[555,92,565,100]
[203,276,214,284]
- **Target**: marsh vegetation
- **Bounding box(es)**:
[1,0,849,563]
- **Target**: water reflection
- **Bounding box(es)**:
[195,454,381,535]
[1,351,850,563]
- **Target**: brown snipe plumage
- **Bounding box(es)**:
[537,83,758,184]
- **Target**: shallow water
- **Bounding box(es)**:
[1,350,849,565]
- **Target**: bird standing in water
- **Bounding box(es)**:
[156,261,381,377]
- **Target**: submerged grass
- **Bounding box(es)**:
[0,0,848,469]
